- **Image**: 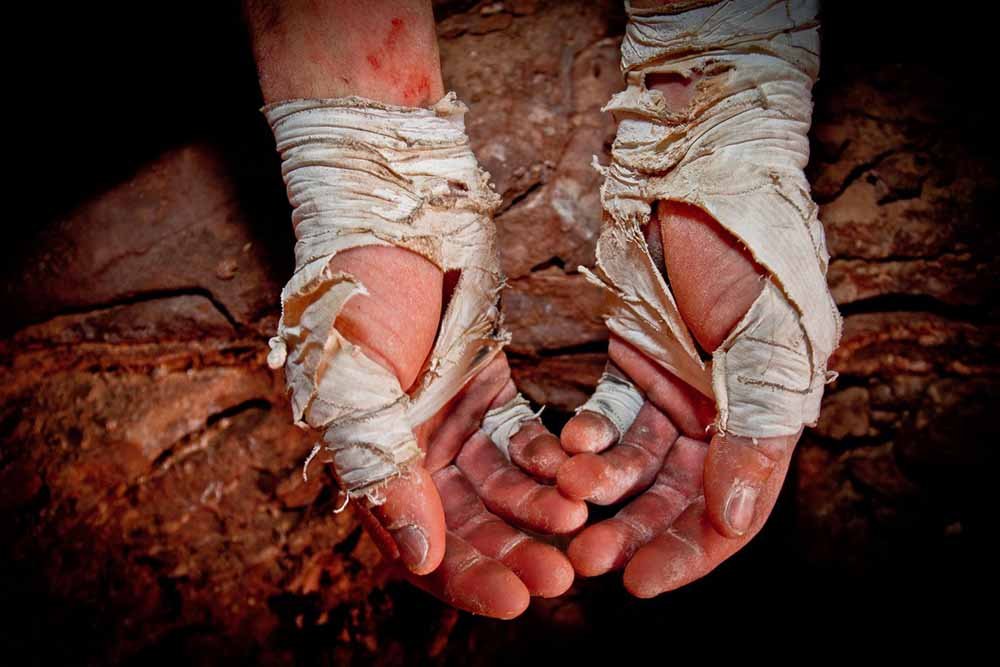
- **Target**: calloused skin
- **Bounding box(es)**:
[559,205,798,597]
[246,0,808,610]
[245,0,582,619]
[554,0,806,599]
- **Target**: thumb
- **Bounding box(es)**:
[703,431,798,539]
[354,465,447,575]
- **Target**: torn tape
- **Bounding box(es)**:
[585,0,841,438]
[265,93,533,502]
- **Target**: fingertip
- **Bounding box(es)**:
[510,542,575,598]
[561,411,618,454]
[567,523,628,578]
[376,467,447,575]
[623,570,662,599]
[539,487,587,535]
[525,486,588,535]
[394,524,435,575]
[555,453,604,502]
[417,532,447,577]
[510,431,568,480]
[411,536,531,620]
[541,553,576,598]
[622,548,670,599]
[703,433,793,539]
[405,536,445,576]
[471,563,531,619]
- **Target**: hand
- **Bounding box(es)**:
[355,355,585,618]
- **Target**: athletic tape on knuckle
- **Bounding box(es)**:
[481,394,543,460]
[264,93,521,502]
[583,0,841,438]
[577,371,645,441]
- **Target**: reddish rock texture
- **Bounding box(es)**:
[2,1,994,663]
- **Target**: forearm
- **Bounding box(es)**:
[243,0,444,106]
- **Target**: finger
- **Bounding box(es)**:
[703,431,797,538]
[567,435,707,577]
[402,533,530,620]
[420,355,513,472]
[608,336,715,439]
[507,420,568,481]
[435,466,574,598]
[623,498,729,598]
[357,465,446,576]
[561,411,619,454]
[622,455,787,597]
[557,401,679,504]
[560,362,630,455]
[457,432,587,535]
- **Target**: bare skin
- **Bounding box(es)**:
[247,0,814,605]
[550,0,807,600]
[558,66,804,594]
[244,0,581,618]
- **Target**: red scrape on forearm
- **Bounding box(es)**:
[363,17,433,104]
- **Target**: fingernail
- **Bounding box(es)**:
[392,525,429,570]
[724,485,758,536]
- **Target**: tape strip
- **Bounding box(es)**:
[482,394,544,460]
[585,0,841,438]
[576,371,645,440]
[265,93,523,501]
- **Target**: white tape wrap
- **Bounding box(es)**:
[583,0,841,438]
[264,93,535,501]
[481,395,543,460]
[577,371,645,440]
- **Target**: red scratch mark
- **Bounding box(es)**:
[386,17,405,49]
[364,18,431,103]
[401,73,431,104]
[366,18,405,77]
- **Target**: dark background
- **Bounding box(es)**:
[12,1,997,229]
